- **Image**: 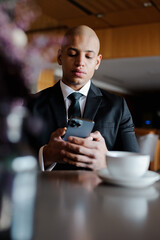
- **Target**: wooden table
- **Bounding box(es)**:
[32,170,160,240]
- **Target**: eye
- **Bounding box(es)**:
[67,49,77,57]
[86,55,93,59]
[86,53,94,59]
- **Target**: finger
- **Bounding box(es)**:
[61,142,97,158]
[61,149,95,163]
[89,131,103,141]
[85,136,93,141]
[63,158,94,169]
[51,127,67,139]
[67,136,100,149]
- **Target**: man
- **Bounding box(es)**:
[29,25,139,171]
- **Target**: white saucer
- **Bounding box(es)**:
[97,169,160,188]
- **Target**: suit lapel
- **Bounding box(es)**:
[83,83,102,120]
[47,81,102,125]
[48,81,68,128]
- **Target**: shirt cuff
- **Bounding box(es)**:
[39,145,56,171]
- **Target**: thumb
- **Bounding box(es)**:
[51,127,67,139]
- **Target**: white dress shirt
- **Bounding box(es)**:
[39,80,91,171]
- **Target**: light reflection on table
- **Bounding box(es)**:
[33,171,160,240]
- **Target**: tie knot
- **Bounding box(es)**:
[68,92,83,101]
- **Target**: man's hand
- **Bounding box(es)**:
[61,131,108,170]
[43,128,67,169]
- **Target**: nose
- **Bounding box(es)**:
[75,53,85,67]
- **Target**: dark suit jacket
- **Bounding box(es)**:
[29,81,139,169]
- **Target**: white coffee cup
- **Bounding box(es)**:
[106,151,150,179]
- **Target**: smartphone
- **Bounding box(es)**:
[63,117,95,141]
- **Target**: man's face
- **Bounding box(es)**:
[58,34,102,90]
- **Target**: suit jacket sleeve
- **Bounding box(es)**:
[113,97,139,152]
[90,87,139,153]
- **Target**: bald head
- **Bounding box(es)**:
[61,25,100,54]
[57,25,102,90]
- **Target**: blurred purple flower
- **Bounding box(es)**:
[0,2,46,158]
[0,7,29,101]
[15,0,41,31]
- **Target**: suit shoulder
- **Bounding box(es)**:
[98,88,131,116]
[100,88,124,103]
[33,86,54,99]
[28,86,55,109]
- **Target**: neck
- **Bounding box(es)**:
[62,80,84,91]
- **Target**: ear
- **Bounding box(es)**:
[57,49,62,65]
[95,54,102,70]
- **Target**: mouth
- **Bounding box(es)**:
[72,69,86,77]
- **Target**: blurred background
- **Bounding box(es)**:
[8,0,160,129]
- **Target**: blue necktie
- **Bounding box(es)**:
[68,92,83,119]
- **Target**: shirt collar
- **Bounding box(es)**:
[60,80,91,99]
